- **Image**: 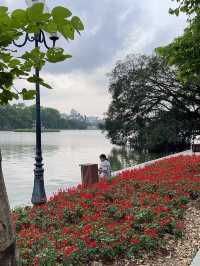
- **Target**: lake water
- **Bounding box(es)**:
[0,130,163,208]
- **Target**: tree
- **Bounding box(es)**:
[0,152,16,265]
[0,104,91,130]
[156,0,200,86]
[156,14,200,85]
[169,0,200,16]
[105,54,200,152]
[0,3,84,265]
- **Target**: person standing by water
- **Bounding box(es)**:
[99,154,111,179]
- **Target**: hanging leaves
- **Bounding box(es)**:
[47,48,72,63]
[11,9,27,28]
[52,6,72,23]
[0,2,84,104]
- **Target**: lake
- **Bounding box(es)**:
[0,130,163,207]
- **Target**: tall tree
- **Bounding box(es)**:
[105,54,200,151]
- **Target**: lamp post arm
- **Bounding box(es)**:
[39,30,51,49]
[13,33,29,48]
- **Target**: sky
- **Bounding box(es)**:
[3,0,186,117]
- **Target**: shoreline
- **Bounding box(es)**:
[112,149,192,176]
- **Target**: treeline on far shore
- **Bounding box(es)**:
[0,104,95,130]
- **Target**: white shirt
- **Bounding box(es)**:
[194,135,200,144]
[99,160,111,177]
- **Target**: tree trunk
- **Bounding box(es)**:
[0,150,16,266]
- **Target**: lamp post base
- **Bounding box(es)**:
[31,166,47,205]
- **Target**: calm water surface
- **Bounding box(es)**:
[0,130,163,207]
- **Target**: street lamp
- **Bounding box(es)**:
[13,0,59,205]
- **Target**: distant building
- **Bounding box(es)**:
[63,109,103,129]
[69,109,85,121]
[86,116,99,125]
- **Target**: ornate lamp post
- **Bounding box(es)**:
[13,0,59,205]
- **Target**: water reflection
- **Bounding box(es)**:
[109,147,168,172]
[0,130,115,207]
[0,130,169,208]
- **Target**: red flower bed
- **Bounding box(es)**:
[13,155,200,265]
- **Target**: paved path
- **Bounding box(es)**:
[191,249,200,266]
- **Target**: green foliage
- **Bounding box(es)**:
[0,104,89,130]
[52,6,72,23]
[135,209,154,223]
[156,14,200,85]
[169,0,200,15]
[0,3,84,104]
[105,54,200,152]
[20,89,36,100]
[47,48,72,63]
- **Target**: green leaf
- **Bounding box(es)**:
[27,76,38,83]
[41,13,51,22]
[169,8,174,15]
[1,53,12,63]
[40,81,53,89]
[47,48,72,63]
[9,59,21,68]
[59,22,75,40]
[42,20,57,33]
[0,6,8,14]
[11,9,27,28]
[26,24,39,33]
[27,75,52,89]
[27,3,44,22]
[0,90,19,105]
[0,13,10,27]
[71,16,84,32]
[0,72,13,87]
[52,6,72,24]
[21,89,36,100]
[174,8,179,16]
[155,47,165,56]
[22,48,45,70]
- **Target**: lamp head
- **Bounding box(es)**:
[49,32,59,47]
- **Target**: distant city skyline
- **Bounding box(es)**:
[5,0,186,116]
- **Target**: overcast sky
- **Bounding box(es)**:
[4,0,186,117]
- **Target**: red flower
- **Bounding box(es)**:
[144,228,158,239]
[80,192,93,200]
[130,237,140,245]
[82,224,92,234]
[176,221,184,230]
[63,227,70,235]
[80,202,89,209]
[33,256,39,266]
[28,239,34,247]
[64,246,77,257]
[87,240,97,248]
[159,217,172,226]
[124,215,134,222]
